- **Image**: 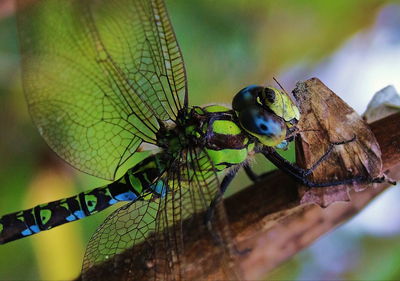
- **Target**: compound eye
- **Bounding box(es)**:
[238,105,286,146]
[258,86,301,124]
[232,85,263,112]
[262,87,276,103]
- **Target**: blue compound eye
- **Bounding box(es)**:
[238,105,287,147]
[232,85,263,112]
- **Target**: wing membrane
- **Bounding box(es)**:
[82,199,160,281]
[16,0,187,179]
[152,147,239,280]
[81,148,240,281]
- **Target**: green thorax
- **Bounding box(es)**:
[156,105,255,171]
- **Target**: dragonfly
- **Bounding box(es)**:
[0,0,386,280]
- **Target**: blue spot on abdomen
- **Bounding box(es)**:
[21,229,32,236]
[74,210,86,219]
[66,214,77,222]
[30,225,40,233]
[114,191,137,202]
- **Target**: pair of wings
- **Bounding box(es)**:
[17,0,187,180]
[82,147,239,281]
[17,0,239,280]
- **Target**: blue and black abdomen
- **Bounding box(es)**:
[0,155,166,244]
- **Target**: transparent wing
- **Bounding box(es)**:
[152,147,240,280]
[16,0,187,179]
[81,148,240,281]
[82,199,160,281]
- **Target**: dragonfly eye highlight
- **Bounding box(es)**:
[232,85,263,112]
[237,105,286,147]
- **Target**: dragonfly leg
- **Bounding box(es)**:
[205,171,237,226]
[204,170,237,245]
[244,165,276,183]
[244,137,357,183]
[243,165,258,182]
[261,144,388,188]
[302,136,357,177]
[204,169,251,256]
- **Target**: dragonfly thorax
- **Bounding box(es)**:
[194,105,257,170]
[156,105,256,171]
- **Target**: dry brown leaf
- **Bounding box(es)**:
[293,78,383,207]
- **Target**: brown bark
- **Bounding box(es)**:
[77,95,400,281]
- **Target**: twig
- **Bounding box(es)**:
[77,113,400,281]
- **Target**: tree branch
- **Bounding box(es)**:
[77,109,400,281]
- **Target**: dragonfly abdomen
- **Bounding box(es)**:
[0,155,166,244]
[0,180,142,244]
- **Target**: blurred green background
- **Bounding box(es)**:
[1,0,400,280]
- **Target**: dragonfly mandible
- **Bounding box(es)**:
[0,0,386,280]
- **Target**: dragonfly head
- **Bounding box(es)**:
[232,85,300,147]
